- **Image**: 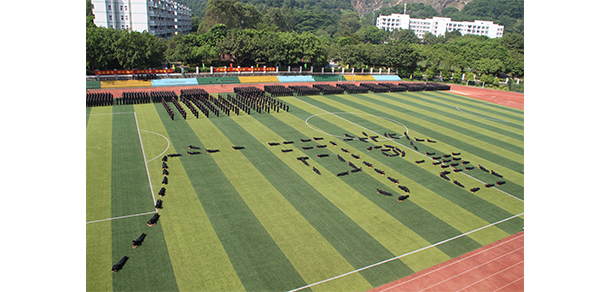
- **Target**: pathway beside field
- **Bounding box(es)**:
[369,232,524,292]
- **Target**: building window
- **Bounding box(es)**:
[122,24,124,29]
[120,5,122,10]
[125,15,128,20]
[125,6,127,11]
[109,15,112,20]
[121,15,124,20]
[108,5,111,10]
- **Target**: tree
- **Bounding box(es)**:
[203,0,261,31]
[358,26,387,44]
[190,16,201,33]
[500,33,524,54]
[425,66,437,80]
[216,29,265,66]
[422,32,444,45]
[382,42,419,72]
[389,29,420,44]
[337,12,360,36]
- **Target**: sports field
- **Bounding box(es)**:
[86,88,524,291]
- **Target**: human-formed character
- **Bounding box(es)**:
[397,195,409,202]
[132,233,147,249]
[112,256,129,273]
[147,213,160,226]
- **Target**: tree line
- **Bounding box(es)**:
[86,0,524,81]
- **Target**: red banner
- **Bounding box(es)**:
[95,69,174,75]
[213,67,275,72]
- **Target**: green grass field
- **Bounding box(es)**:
[86,90,524,291]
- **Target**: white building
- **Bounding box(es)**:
[92,0,191,38]
[376,14,504,39]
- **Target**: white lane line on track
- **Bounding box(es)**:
[453,260,524,292]
[419,248,524,292]
[377,233,524,292]
[491,276,524,292]
[286,209,523,292]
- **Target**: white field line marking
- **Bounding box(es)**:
[410,94,523,126]
[304,111,409,140]
[87,111,135,116]
[291,96,522,202]
[287,212,524,292]
[86,211,157,224]
[454,260,524,292]
[139,130,171,162]
[133,112,157,206]
[377,233,524,292]
[491,276,524,292]
[458,172,524,202]
[419,247,524,292]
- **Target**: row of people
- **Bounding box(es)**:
[312,84,344,95]
[150,90,176,104]
[86,91,114,107]
[118,91,150,105]
[360,83,390,93]
[264,85,294,97]
[169,96,187,119]
[335,83,369,94]
[180,89,219,117]
[288,85,321,96]
[160,98,175,120]
[377,83,408,92]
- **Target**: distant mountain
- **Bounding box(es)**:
[178,0,476,19]
[351,0,474,17]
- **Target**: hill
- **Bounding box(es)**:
[351,0,474,17]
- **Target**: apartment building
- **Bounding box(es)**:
[376,14,504,39]
[92,0,191,38]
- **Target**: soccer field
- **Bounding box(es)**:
[86,89,524,291]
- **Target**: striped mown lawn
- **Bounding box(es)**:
[86,90,524,291]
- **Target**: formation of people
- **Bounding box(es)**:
[86,91,113,107]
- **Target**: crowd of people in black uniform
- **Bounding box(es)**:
[117,91,151,105]
[336,83,369,94]
[234,87,289,114]
[86,91,114,107]
[312,84,344,95]
[87,82,450,109]
[360,83,390,93]
[288,85,321,96]
[264,85,294,97]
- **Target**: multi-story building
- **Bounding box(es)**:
[376,14,504,39]
[92,0,191,38]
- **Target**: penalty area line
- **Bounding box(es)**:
[287,212,524,292]
[133,112,157,207]
[86,211,157,224]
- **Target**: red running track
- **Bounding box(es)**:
[369,232,524,292]
[448,84,524,110]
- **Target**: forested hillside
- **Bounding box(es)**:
[86,0,524,88]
